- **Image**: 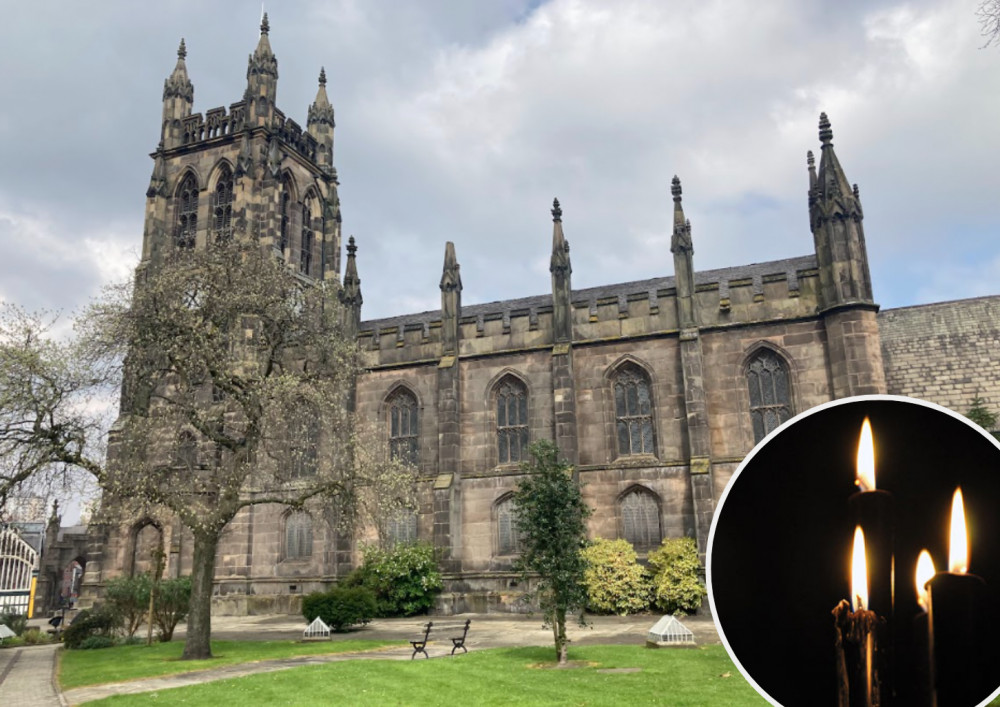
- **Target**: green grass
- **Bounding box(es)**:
[85,645,769,706]
[58,639,399,689]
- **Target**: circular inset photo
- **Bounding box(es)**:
[707,395,1000,707]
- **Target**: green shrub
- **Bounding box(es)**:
[580,538,651,615]
[0,612,28,637]
[0,636,25,648]
[153,577,192,642]
[104,574,152,638]
[77,635,116,650]
[302,586,377,632]
[648,537,705,615]
[63,608,119,650]
[22,629,53,645]
[349,543,443,617]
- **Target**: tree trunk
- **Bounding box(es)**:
[182,531,219,660]
[555,607,568,666]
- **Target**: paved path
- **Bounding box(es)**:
[0,644,65,707]
[5,613,720,705]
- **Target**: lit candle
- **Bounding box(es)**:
[834,526,883,707]
[913,550,936,707]
[927,488,989,707]
[848,419,894,618]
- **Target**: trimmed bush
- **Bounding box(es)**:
[104,574,152,638]
[648,537,705,615]
[581,538,651,615]
[63,607,119,650]
[348,543,443,617]
[153,577,192,642]
[302,586,377,632]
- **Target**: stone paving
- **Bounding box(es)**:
[0,643,65,707]
[1,613,721,705]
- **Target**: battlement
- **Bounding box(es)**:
[358,254,820,365]
[176,104,318,164]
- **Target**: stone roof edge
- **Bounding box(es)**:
[879,293,1000,315]
[359,253,818,333]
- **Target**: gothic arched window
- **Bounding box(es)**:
[746,348,792,444]
[211,166,234,243]
[288,409,319,479]
[387,509,418,547]
[174,430,198,469]
[300,196,314,275]
[175,173,198,249]
[278,177,292,254]
[495,377,528,464]
[495,495,522,555]
[284,511,313,560]
[620,487,661,549]
[387,389,418,465]
[613,364,655,456]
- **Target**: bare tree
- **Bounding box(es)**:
[0,239,414,660]
[979,0,1000,47]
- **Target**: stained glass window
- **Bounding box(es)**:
[621,488,661,548]
[614,365,655,456]
[495,495,522,555]
[285,511,313,560]
[212,166,233,242]
[174,430,198,469]
[278,178,292,254]
[496,378,528,464]
[387,509,418,546]
[300,197,314,275]
[175,173,198,248]
[388,389,419,465]
[747,349,792,443]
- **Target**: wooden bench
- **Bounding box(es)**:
[410,621,433,659]
[449,619,472,655]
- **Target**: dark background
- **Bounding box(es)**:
[708,399,1000,707]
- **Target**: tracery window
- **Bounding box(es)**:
[174,430,198,469]
[300,197,314,275]
[620,487,661,549]
[212,166,234,243]
[613,364,655,456]
[746,349,792,444]
[175,173,198,249]
[278,178,292,254]
[495,495,522,556]
[387,389,418,465]
[387,509,418,547]
[284,511,313,560]
[495,377,528,464]
[289,411,319,479]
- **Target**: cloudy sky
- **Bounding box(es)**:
[1,0,998,323]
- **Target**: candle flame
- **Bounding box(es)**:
[915,550,936,611]
[948,487,968,574]
[851,526,868,611]
[855,418,876,492]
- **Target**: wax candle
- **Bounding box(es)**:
[927,488,988,707]
[834,526,883,707]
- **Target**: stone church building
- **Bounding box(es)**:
[75,20,1000,614]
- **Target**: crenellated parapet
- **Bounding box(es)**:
[358,255,821,367]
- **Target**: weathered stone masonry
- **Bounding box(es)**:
[74,22,1000,615]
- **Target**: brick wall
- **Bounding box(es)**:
[879,296,1000,416]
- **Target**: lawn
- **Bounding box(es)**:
[85,644,769,706]
[58,639,399,689]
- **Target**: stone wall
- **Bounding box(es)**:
[879,296,1000,416]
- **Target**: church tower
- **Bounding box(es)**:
[809,114,886,396]
[139,16,344,288]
